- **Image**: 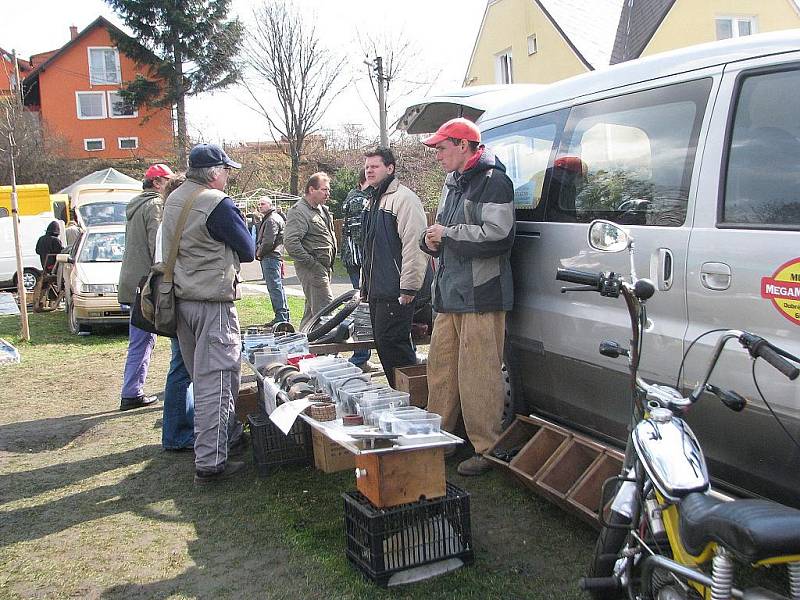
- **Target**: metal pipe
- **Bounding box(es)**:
[640,554,744,599]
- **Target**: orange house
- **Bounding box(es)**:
[22,17,174,160]
[0,48,30,98]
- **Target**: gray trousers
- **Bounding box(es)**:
[294,261,334,329]
[176,299,243,473]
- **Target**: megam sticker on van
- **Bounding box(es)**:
[761,258,800,325]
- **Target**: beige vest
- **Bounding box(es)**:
[161,179,241,302]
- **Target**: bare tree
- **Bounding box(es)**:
[241,1,347,195]
[357,30,441,142]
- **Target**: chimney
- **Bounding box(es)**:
[69,25,78,40]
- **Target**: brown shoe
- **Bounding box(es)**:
[457,454,492,476]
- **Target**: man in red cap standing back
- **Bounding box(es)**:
[118,163,174,410]
[420,118,515,476]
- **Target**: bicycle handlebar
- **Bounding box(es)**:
[739,332,800,381]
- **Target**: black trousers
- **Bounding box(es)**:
[369,299,416,388]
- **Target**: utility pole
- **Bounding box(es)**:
[12,49,23,107]
[374,57,388,147]
[6,113,30,341]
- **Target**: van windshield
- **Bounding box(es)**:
[79,231,126,262]
[77,202,127,226]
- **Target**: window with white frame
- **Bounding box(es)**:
[527,34,538,55]
[88,47,121,84]
[118,137,138,150]
[715,16,757,40]
[84,138,105,152]
[496,50,513,84]
[107,91,137,118]
[76,91,107,119]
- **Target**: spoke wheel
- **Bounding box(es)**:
[301,290,360,343]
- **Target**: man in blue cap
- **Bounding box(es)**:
[161,143,255,485]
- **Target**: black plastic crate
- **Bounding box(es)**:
[343,482,473,586]
[248,413,312,476]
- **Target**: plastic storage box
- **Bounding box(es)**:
[378,407,442,435]
[248,413,312,477]
[342,482,473,586]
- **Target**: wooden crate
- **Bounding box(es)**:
[312,429,355,473]
[394,364,428,408]
[355,446,445,508]
[236,385,259,424]
[487,414,623,529]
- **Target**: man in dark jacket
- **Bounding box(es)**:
[117,163,173,411]
[35,221,63,273]
[420,118,515,476]
[255,197,289,324]
[362,147,430,387]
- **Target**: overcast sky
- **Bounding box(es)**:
[1,0,487,144]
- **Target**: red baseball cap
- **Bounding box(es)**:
[145,163,174,179]
[422,118,481,147]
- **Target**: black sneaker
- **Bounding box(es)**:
[194,461,245,485]
[119,395,159,411]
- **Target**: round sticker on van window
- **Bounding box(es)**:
[761,258,800,325]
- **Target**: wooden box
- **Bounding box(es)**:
[236,385,259,424]
[312,429,356,473]
[355,447,445,508]
[394,364,428,408]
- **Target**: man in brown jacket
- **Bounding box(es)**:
[283,173,337,329]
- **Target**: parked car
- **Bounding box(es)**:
[400,30,800,507]
[69,183,141,228]
[57,225,128,334]
[0,214,60,293]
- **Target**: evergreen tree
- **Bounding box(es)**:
[105,0,243,166]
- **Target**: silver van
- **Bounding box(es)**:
[401,30,800,507]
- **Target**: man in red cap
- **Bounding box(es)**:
[118,163,174,410]
[420,118,515,476]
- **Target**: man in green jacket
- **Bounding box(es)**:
[118,163,173,411]
[283,172,337,329]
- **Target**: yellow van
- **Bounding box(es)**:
[0,184,52,217]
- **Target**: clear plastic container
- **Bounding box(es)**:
[274,332,309,355]
[356,391,411,425]
[326,372,370,396]
[298,355,341,372]
[316,365,363,394]
[378,408,442,435]
[253,349,288,368]
[243,333,275,352]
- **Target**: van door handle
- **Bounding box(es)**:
[700,262,732,290]
[657,248,673,291]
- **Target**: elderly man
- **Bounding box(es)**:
[118,163,173,411]
[161,144,254,485]
[255,197,289,325]
[284,172,336,329]
[361,147,431,387]
[420,118,515,477]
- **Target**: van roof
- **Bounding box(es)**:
[70,184,141,207]
[480,29,800,127]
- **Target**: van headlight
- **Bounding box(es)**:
[80,284,117,294]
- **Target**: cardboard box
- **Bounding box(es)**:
[312,429,356,473]
[394,364,428,408]
[236,385,259,424]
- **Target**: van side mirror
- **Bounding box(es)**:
[56,253,74,264]
[588,220,631,253]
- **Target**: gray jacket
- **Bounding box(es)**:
[118,190,162,305]
[420,148,515,313]
[256,209,285,260]
[161,180,241,302]
[283,197,337,274]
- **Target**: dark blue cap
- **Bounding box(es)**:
[188,143,242,169]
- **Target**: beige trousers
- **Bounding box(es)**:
[294,262,334,329]
[426,311,506,454]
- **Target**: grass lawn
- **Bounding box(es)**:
[0,297,596,599]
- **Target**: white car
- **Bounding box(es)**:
[57,224,128,334]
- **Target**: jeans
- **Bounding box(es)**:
[260,257,289,322]
[121,320,156,399]
[347,267,371,366]
[162,337,195,450]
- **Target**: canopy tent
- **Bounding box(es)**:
[58,168,140,196]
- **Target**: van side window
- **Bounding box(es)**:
[483,110,567,222]
[551,79,711,226]
[722,67,800,228]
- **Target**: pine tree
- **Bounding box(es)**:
[105,0,243,166]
